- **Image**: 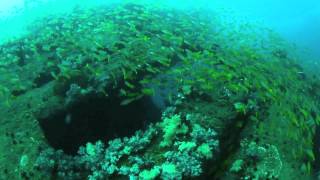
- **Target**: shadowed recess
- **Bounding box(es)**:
[38,95,162,155]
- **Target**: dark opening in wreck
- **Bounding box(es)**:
[38,94,162,155]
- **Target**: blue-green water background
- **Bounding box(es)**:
[0,1,319,179]
[0,0,319,57]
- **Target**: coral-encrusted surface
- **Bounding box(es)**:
[0,2,320,180]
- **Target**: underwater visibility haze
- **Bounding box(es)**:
[0,0,320,179]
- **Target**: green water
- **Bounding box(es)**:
[0,1,320,180]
